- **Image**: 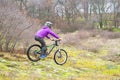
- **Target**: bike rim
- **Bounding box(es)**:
[55,50,67,65]
[28,46,41,61]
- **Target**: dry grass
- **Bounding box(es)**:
[0,52,27,61]
[62,29,120,52]
[62,29,120,65]
[0,29,120,80]
[101,39,120,64]
[99,30,120,39]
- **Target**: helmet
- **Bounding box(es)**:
[44,21,53,28]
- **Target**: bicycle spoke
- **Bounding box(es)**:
[54,49,68,65]
[27,44,41,62]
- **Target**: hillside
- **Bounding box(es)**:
[0,35,120,80]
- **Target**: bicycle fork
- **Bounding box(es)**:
[57,49,62,58]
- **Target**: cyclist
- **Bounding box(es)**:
[35,21,61,58]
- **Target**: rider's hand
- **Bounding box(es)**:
[58,38,62,41]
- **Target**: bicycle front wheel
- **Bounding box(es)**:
[54,49,68,65]
[27,44,41,62]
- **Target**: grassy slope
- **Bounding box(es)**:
[0,38,120,80]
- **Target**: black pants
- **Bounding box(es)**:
[35,36,47,54]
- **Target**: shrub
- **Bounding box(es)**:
[0,0,32,52]
[100,30,120,39]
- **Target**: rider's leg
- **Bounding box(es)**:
[35,36,47,54]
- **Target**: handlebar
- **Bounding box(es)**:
[53,39,61,46]
[51,38,61,41]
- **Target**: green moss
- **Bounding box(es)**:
[0,63,9,70]
[102,65,120,76]
[0,45,120,80]
[112,28,120,32]
[98,48,109,56]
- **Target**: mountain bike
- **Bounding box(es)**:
[27,40,68,65]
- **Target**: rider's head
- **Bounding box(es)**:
[44,21,53,28]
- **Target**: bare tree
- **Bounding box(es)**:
[2,0,120,35]
[0,0,32,52]
[110,0,120,28]
[83,0,89,20]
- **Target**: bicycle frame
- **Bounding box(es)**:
[35,40,60,55]
[47,40,60,55]
[47,44,56,54]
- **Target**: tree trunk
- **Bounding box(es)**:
[83,0,89,20]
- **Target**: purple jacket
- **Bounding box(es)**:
[35,26,59,39]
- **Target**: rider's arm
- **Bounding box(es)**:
[46,35,54,41]
[48,28,60,39]
[46,35,50,39]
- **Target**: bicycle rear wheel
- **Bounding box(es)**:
[27,44,41,62]
[54,49,68,65]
